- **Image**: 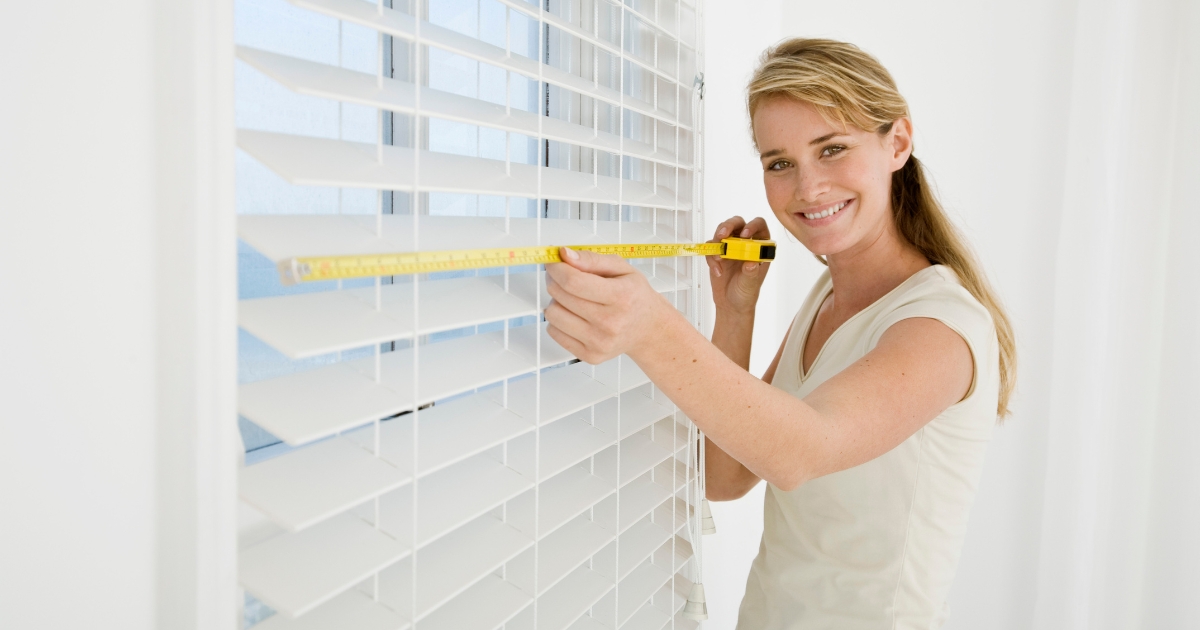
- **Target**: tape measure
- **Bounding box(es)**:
[279,237,776,285]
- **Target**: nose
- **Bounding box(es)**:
[793,165,828,204]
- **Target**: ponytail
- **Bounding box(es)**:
[892,156,1017,418]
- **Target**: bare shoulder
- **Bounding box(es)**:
[799,316,974,479]
[874,317,974,408]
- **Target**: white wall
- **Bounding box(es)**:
[700,0,1075,627]
[698,1,820,628]
[1,2,237,629]
[0,1,157,628]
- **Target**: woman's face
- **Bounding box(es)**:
[752,97,912,259]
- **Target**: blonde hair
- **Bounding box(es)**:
[748,38,1017,418]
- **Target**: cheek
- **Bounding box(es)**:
[834,158,886,205]
[763,175,792,212]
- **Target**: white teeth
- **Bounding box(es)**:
[803,201,847,220]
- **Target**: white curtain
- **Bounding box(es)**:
[1032,0,1200,627]
[701,0,1200,628]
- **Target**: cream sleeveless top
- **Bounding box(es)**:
[736,265,1000,630]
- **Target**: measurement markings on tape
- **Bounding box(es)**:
[278,237,776,285]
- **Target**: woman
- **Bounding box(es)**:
[545,38,1015,628]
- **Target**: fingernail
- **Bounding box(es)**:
[718,228,728,236]
[741,229,750,238]
[746,263,758,271]
[562,247,579,261]
[714,266,722,277]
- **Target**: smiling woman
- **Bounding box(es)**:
[544,38,1015,628]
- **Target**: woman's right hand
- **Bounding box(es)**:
[707,216,771,316]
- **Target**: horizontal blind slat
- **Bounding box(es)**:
[533,516,616,596]
[238,215,671,264]
[239,275,536,360]
[661,497,692,537]
[672,616,699,630]
[591,355,652,392]
[286,0,692,130]
[621,599,670,630]
[635,261,692,294]
[237,130,686,209]
[241,268,686,360]
[504,361,621,426]
[240,512,412,617]
[508,564,614,630]
[662,458,691,497]
[254,589,409,630]
[343,394,533,478]
[617,433,673,483]
[529,414,615,480]
[236,47,690,169]
[379,515,533,621]
[507,466,615,538]
[611,393,674,440]
[238,325,563,446]
[244,357,662,540]
[616,560,672,627]
[567,614,609,630]
[613,478,672,534]
[673,535,694,572]
[242,395,536,535]
[490,0,688,86]
[349,357,630,477]
[413,574,533,630]
[367,453,534,548]
[616,519,673,581]
[240,436,410,532]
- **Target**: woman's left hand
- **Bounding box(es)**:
[545,247,672,364]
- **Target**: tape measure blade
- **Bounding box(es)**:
[273,239,772,283]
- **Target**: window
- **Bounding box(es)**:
[233,0,706,627]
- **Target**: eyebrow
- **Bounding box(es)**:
[758,133,849,158]
[808,132,848,145]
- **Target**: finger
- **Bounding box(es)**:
[706,256,723,278]
[546,276,604,321]
[710,216,746,243]
[709,216,746,242]
[545,302,595,349]
[738,216,772,240]
[560,247,635,279]
[546,258,618,304]
[547,323,589,362]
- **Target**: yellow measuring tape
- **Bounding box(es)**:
[279,237,776,285]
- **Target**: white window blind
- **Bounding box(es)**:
[233,0,707,628]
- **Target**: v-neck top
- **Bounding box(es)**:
[736,265,1000,630]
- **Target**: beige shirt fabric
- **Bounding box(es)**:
[735,265,1000,630]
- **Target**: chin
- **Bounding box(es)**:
[795,233,850,259]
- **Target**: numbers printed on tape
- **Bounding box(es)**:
[278,238,776,285]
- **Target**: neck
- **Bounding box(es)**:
[824,213,930,314]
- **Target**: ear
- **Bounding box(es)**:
[888,117,914,172]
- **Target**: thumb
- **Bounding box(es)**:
[560,247,633,278]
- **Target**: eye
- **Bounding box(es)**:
[821,144,847,157]
[767,159,791,171]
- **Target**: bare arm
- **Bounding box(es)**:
[700,216,773,500]
[636,311,971,489]
[544,251,974,491]
[704,332,787,500]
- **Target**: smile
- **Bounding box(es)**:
[798,199,850,221]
